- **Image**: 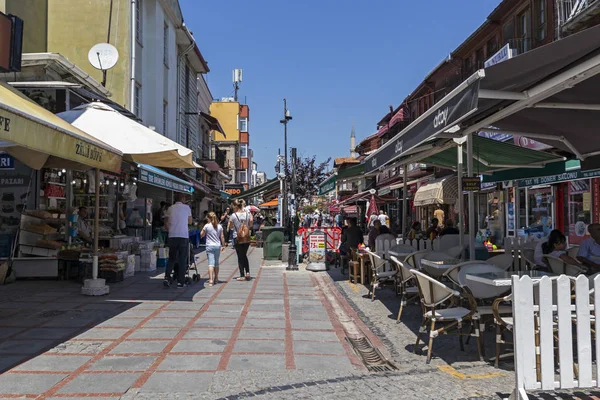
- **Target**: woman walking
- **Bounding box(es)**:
[201,212,226,287]
[228,199,253,281]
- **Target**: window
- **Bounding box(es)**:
[475,48,484,67]
[239,144,248,158]
[503,20,515,46]
[568,180,591,244]
[238,170,248,184]
[534,0,547,42]
[239,117,248,132]
[516,10,531,53]
[134,83,141,116]
[163,22,169,66]
[162,101,168,135]
[486,39,498,57]
[135,0,142,42]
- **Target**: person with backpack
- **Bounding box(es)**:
[228,199,253,281]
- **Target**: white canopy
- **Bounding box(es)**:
[58,102,199,169]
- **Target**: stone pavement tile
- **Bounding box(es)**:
[292,331,340,342]
[212,298,246,304]
[133,303,165,310]
[118,308,157,318]
[172,339,227,353]
[183,328,233,339]
[290,312,331,321]
[294,355,355,371]
[227,355,286,370]
[140,371,214,393]
[201,310,242,318]
[0,339,55,354]
[243,319,285,329]
[48,397,117,400]
[88,355,157,371]
[18,327,79,340]
[0,326,25,338]
[234,339,285,353]
[129,328,182,339]
[156,310,199,318]
[157,355,220,370]
[143,318,192,328]
[238,329,286,340]
[0,317,46,328]
[194,317,239,327]
[293,341,346,355]
[246,311,286,319]
[0,373,68,394]
[251,299,284,305]
[109,340,169,354]
[75,328,129,340]
[249,304,285,312]
[15,355,92,371]
[58,372,141,394]
[97,317,144,328]
[48,340,111,355]
[208,304,245,312]
[291,319,333,330]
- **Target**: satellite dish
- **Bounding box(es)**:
[88,43,119,71]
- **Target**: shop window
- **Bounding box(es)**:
[516,10,531,53]
[568,179,591,244]
[528,187,553,236]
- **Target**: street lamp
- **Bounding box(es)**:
[280,99,296,270]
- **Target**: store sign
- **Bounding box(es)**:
[513,135,552,151]
[518,169,600,187]
[139,169,192,193]
[462,176,481,191]
[318,177,336,195]
[308,232,326,264]
[0,12,23,73]
[594,179,600,223]
[378,187,391,196]
[0,175,26,186]
[484,44,514,68]
[224,184,245,196]
[0,153,14,169]
[365,80,480,174]
[478,131,513,142]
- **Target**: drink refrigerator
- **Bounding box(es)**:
[126,198,153,240]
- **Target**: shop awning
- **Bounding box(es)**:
[413,175,458,207]
[200,112,225,137]
[200,160,221,172]
[230,178,279,200]
[338,190,395,206]
[165,169,211,195]
[364,24,600,174]
[220,190,231,200]
[337,163,364,179]
[58,102,199,169]
[318,175,336,195]
[482,159,581,183]
[137,164,193,194]
[259,198,278,209]
[0,82,122,172]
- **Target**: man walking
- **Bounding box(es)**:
[163,193,192,288]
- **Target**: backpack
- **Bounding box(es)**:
[234,213,251,244]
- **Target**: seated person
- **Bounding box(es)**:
[425,218,441,241]
[408,221,423,240]
[367,220,391,250]
[577,223,600,273]
[541,229,581,268]
[340,217,364,254]
[440,219,459,236]
[76,206,92,244]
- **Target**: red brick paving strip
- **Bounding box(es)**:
[282,272,296,369]
[33,250,242,399]
[216,258,264,371]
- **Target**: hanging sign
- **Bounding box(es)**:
[138,168,192,193]
[462,176,481,192]
[484,44,514,68]
[0,152,14,169]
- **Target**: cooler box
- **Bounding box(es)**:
[262,227,284,261]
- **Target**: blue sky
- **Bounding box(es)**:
[180,0,500,178]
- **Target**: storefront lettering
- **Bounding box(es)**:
[139,169,191,193]
[519,171,580,187]
[0,115,10,132]
[433,107,448,128]
[0,177,24,185]
[75,142,103,162]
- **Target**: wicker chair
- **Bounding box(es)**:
[390,255,419,322]
[543,255,586,276]
[366,250,398,301]
[486,253,514,271]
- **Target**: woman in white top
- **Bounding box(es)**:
[201,212,226,287]
[228,199,254,281]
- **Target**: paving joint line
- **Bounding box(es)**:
[282,272,296,369]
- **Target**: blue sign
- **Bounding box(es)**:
[478,131,513,142]
[139,168,192,193]
[0,153,14,169]
[484,44,514,68]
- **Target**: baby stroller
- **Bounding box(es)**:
[171,243,200,285]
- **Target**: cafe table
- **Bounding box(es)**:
[356,251,371,285]
[466,270,556,287]
[420,258,462,278]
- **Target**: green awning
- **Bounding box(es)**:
[318,175,336,195]
[337,163,364,179]
[482,159,580,183]
[230,178,279,200]
[420,136,562,175]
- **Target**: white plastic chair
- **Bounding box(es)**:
[366,250,398,301]
[543,255,585,276]
[390,255,419,322]
[411,269,480,364]
[486,254,514,271]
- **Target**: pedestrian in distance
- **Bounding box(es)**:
[163,193,192,288]
[228,199,254,281]
[201,212,226,287]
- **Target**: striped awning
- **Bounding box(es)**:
[413,175,458,206]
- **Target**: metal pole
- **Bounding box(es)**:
[457,144,464,251]
[282,100,288,232]
[288,148,298,270]
[467,133,475,260]
[93,168,100,279]
[402,165,408,240]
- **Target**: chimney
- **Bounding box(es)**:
[350,121,356,158]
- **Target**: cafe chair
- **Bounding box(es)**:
[420,251,456,279]
[389,244,416,261]
[411,269,481,364]
[366,250,398,301]
[543,255,586,276]
[492,293,513,368]
[567,245,580,259]
[486,253,514,271]
[349,248,362,284]
[445,244,466,260]
[390,255,419,322]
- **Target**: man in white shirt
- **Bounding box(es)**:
[76,207,92,244]
[378,210,387,227]
[163,194,192,288]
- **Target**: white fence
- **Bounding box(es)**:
[511,274,599,399]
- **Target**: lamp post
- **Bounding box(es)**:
[279,99,292,235]
[288,147,298,270]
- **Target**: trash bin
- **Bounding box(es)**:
[262,227,285,260]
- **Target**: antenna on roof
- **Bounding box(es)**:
[233,69,243,101]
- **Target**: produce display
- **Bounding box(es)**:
[44,184,65,198]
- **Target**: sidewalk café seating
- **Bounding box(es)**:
[486,253,514,271]
[349,248,362,284]
[388,243,416,260]
[420,251,457,278]
[411,269,481,364]
[543,255,586,276]
[445,244,466,260]
[521,247,537,270]
[366,250,398,301]
[492,293,513,368]
[567,245,580,259]
[405,250,429,269]
[389,255,420,322]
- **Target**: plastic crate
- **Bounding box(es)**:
[99,269,124,283]
[157,258,168,269]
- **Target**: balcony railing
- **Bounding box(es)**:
[558,0,600,29]
[505,38,534,56]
